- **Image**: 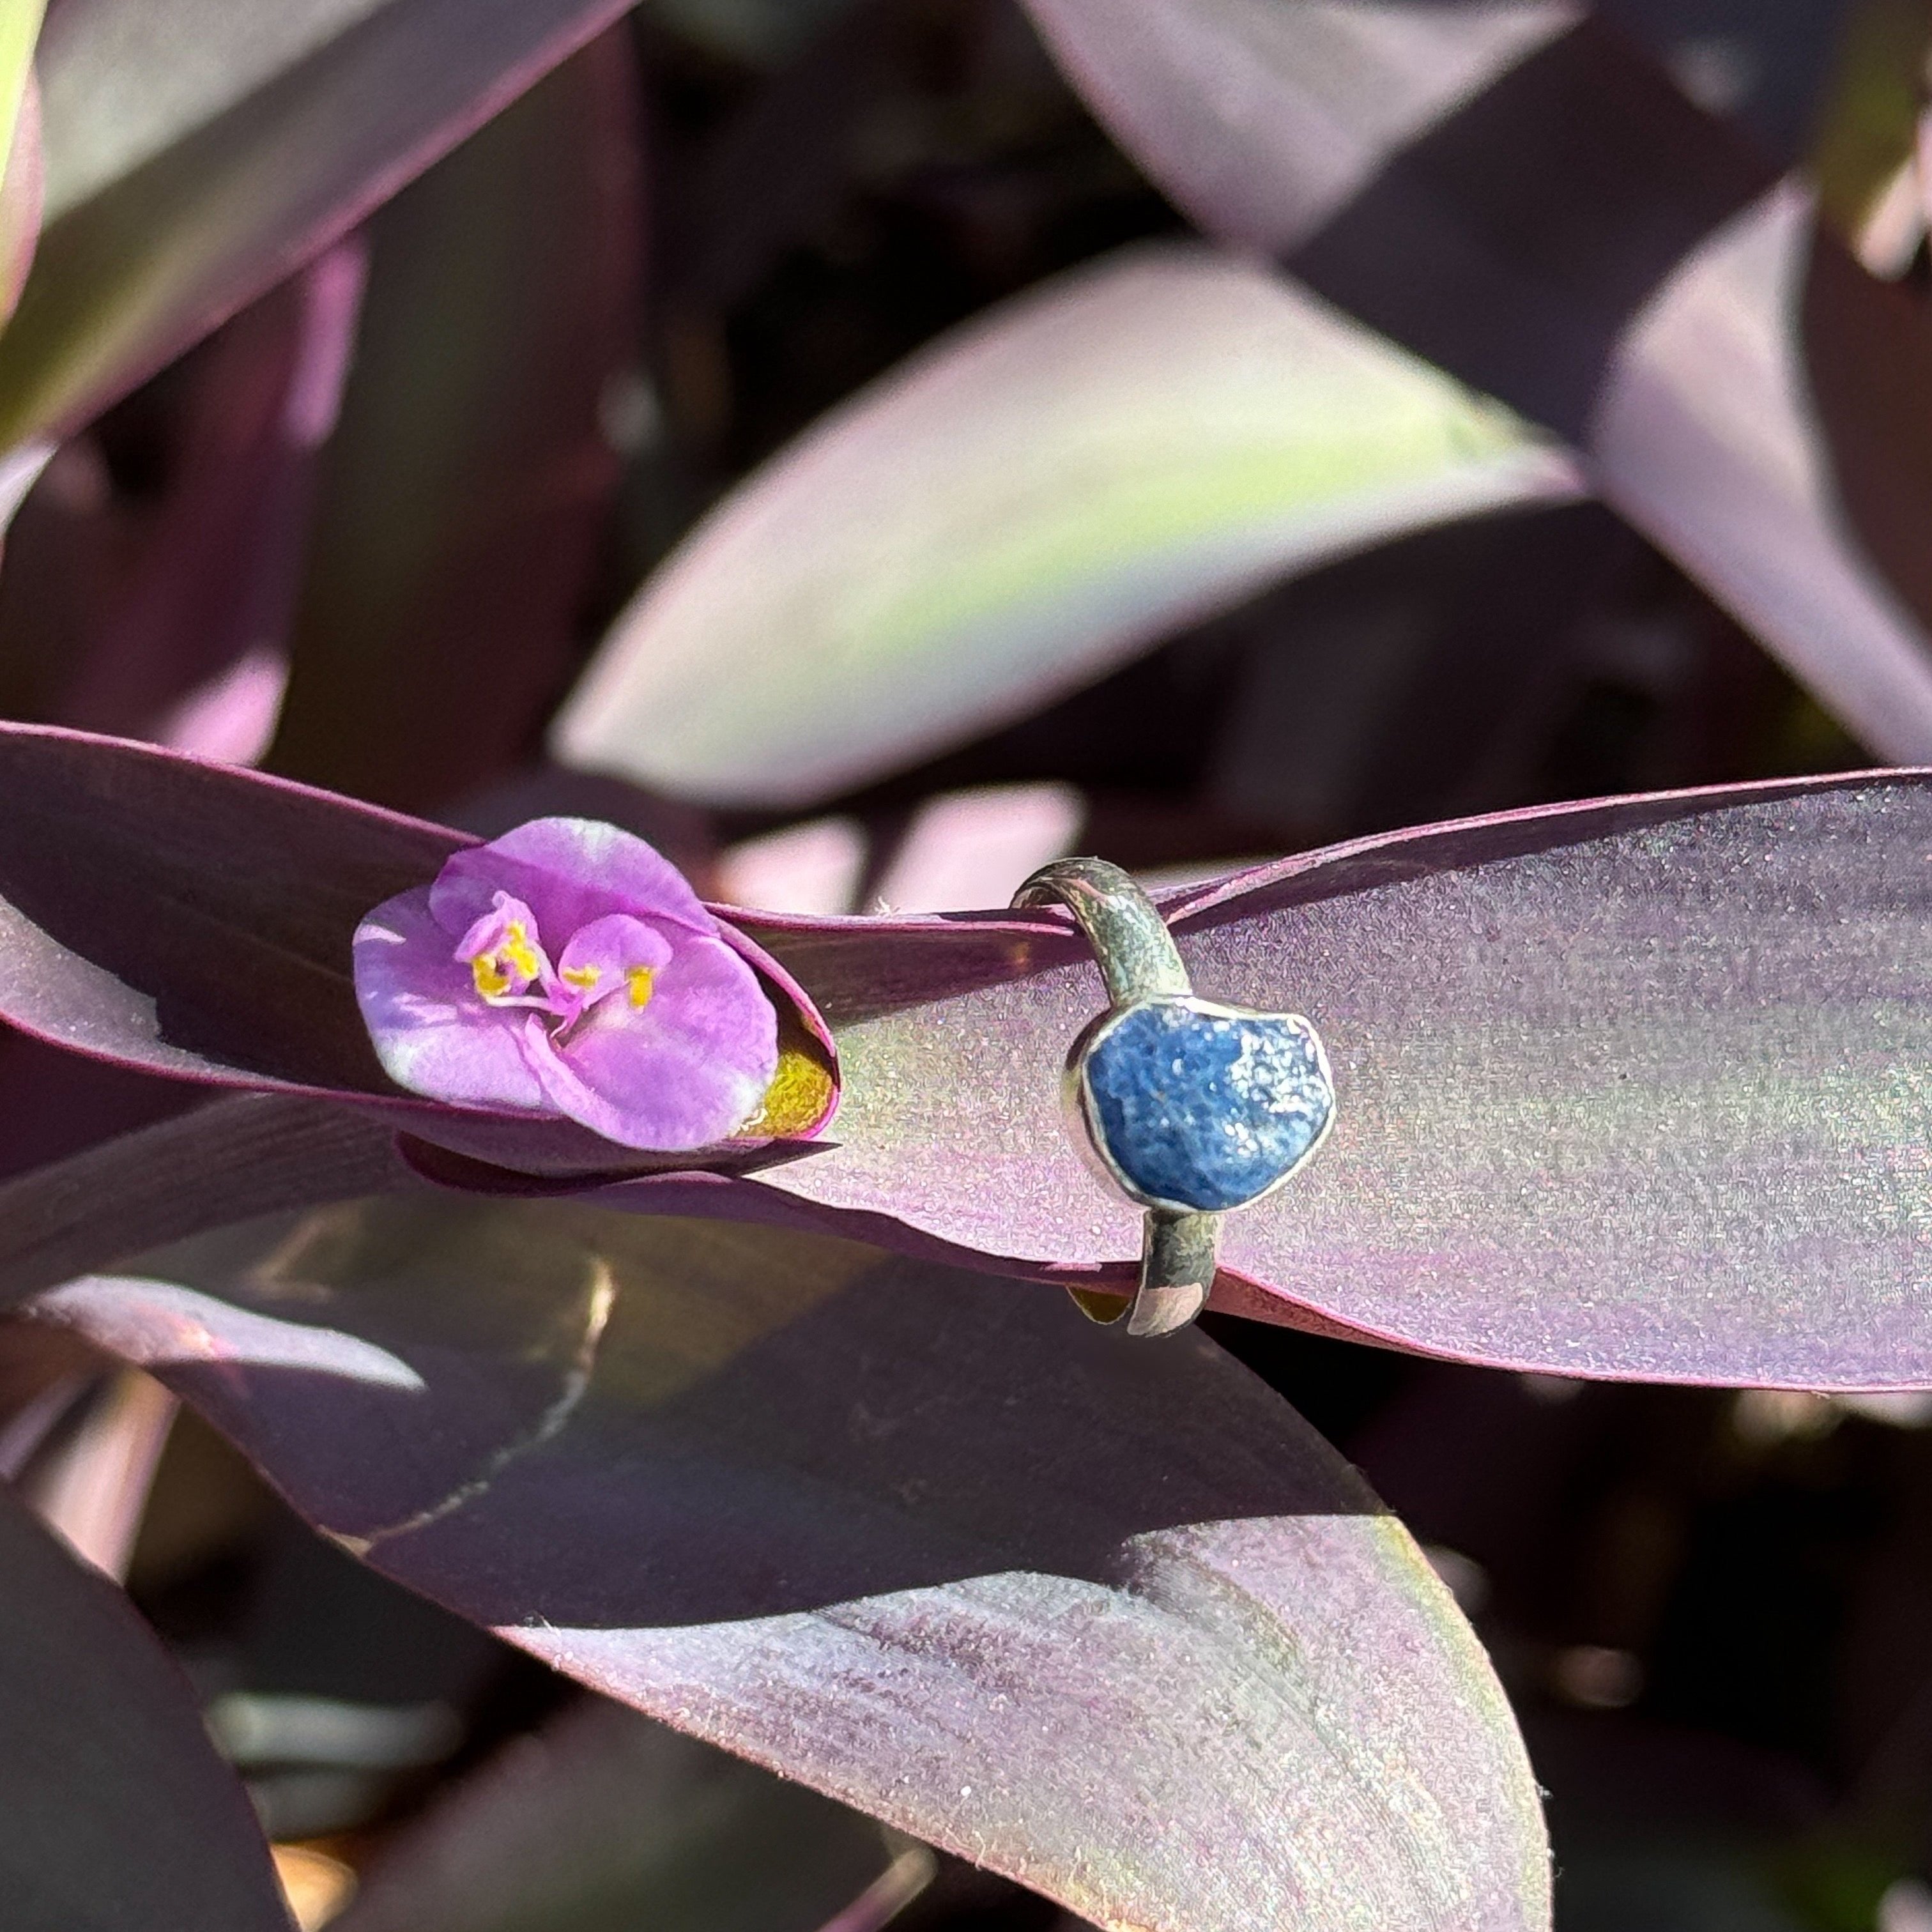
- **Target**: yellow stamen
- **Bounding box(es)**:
[627,966,655,1009]
[468,918,548,1002]
[501,921,542,980]
[562,963,602,991]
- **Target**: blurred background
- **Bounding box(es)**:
[7,1,1932,1928]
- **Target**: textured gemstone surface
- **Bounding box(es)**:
[1082,1000,1332,1212]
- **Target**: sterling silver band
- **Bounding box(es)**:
[1013,857,1220,1338]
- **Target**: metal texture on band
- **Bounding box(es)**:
[1013,857,1221,1338]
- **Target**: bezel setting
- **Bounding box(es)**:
[1064,993,1336,1215]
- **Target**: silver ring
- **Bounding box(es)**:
[1013,857,1335,1338]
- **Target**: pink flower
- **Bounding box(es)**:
[353,818,778,1150]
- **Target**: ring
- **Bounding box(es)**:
[1013,857,1336,1338]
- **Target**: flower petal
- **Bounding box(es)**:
[354,888,548,1113]
[454,891,556,1002]
[524,934,778,1149]
[430,818,715,947]
[555,914,673,1013]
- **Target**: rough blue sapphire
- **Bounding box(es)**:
[1080,999,1332,1212]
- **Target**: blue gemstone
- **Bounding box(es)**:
[1082,1000,1332,1212]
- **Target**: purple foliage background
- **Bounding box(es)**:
[3,4,1932,1931]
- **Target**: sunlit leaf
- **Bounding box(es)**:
[17,1366,176,1579]
[39,1199,1550,1932]
[0,65,41,330]
[0,0,42,183]
[1806,0,1931,262]
[0,1479,291,1930]
[0,0,639,449]
[1018,0,1932,762]
[552,243,1579,808]
[730,770,1932,1386]
[0,730,1928,1383]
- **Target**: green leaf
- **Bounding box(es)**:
[0,0,637,450]
[552,241,1579,808]
[0,0,42,186]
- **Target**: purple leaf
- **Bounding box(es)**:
[0,1096,408,1306]
[0,1478,291,1929]
[0,0,640,450]
[1593,183,1932,763]
[38,1199,1549,1932]
[553,242,1578,809]
[1017,0,1932,762]
[335,1696,909,1932]
[1022,1,1591,266]
[869,783,1085,915]
[264,31,641,814]
[727,771,1932,1386]
[0,1028,198,1184]
[0,243,360,1170]
[45,241,362,750]
[0,728,1929,1381]
[0,726,835,1174]
[716,783,1087,917]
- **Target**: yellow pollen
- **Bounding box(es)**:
[471,954,512,999]
[501,921,542,979]
[562,963,602,991]
[627,965,656,1009]
[469,918,547,1001]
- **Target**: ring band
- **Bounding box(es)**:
[1013,857,1335,1339]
